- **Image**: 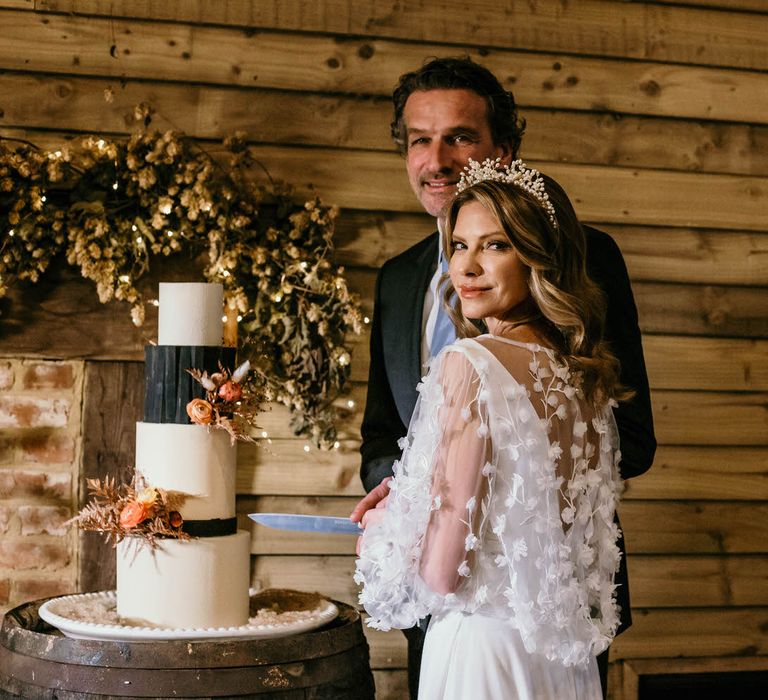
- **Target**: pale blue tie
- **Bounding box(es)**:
[430,252,457,358]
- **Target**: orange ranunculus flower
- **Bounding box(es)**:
[218,380,242,403]
[187,398,214,424]
[120,500,149,528]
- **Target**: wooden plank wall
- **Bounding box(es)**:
[0,1,766,697]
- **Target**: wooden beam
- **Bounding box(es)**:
[78,360,142,592]
[653,1,768,13]
[622,655,768,677]
[2,260,766,363]
[236,439,364,497]
[622,445,768,500]
[611,607,768,659]
[372,670,408,699]
[238,496,768,555]
[642,336,768,391]
[251,386,768,446]
[236,443,768,501]
[360,607,768,669]
[632,283,768,338]
[0,10,767,123]
[649,390,768,446]
[621,501,768,554]
[627,554,768,607]
[4,72,768,177]
[601,226,768,287]
[2,128,766,230]
[363,625,406,669]
[336,212,768,286]
[249,552,768,609]
[17,0,768,71]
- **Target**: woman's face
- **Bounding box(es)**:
[449,200,530,323]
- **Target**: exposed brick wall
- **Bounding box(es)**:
[0,359,82,613]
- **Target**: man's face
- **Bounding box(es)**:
[403,89,511,221]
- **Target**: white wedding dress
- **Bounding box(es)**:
[355,336,623,699]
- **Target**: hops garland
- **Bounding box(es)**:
[0,118,361,448]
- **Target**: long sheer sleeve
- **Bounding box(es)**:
[354,348,488,629]
[355,338,623,668]
[418,351,489,595]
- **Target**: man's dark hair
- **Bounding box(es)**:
[391,56,526,157]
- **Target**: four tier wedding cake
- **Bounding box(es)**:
[115,282,251,629]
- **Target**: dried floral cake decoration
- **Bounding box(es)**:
[68,476,190,548]
[185,360,264,444]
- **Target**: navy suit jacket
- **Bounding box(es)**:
[360,225,656,633]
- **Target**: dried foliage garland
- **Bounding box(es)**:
[0,106,361,447]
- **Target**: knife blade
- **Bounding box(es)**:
[248,513,362,536]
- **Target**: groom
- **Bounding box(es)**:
[353,57,656,698]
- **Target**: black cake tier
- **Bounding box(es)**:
[144,345,236,424]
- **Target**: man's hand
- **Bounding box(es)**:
[351,476,392,556]
[350,476,392,523]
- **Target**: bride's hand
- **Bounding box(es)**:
[355,491,390,555]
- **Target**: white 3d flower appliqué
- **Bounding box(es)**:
[465,533,480,551]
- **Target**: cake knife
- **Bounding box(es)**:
[248,513,362,535]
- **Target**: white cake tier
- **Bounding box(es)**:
[158,282,223,346]
[116,531,251,629]
[135,422,236,521]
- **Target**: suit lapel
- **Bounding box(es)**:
[385,232,438,426]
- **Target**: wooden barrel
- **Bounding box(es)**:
[0,597,375,699]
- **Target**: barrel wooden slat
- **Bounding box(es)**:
[0,598,375,698]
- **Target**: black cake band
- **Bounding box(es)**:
[181,517,238,537]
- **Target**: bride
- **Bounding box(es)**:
[354,159,632,699]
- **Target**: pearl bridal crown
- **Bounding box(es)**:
[456,157,558,228]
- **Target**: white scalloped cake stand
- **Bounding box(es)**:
[38,590,338,642]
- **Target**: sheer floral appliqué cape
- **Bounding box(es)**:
[355,337,623,668]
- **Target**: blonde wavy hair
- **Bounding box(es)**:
[442,177,633,404]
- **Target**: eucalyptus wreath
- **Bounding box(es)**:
[0,106,361,448]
